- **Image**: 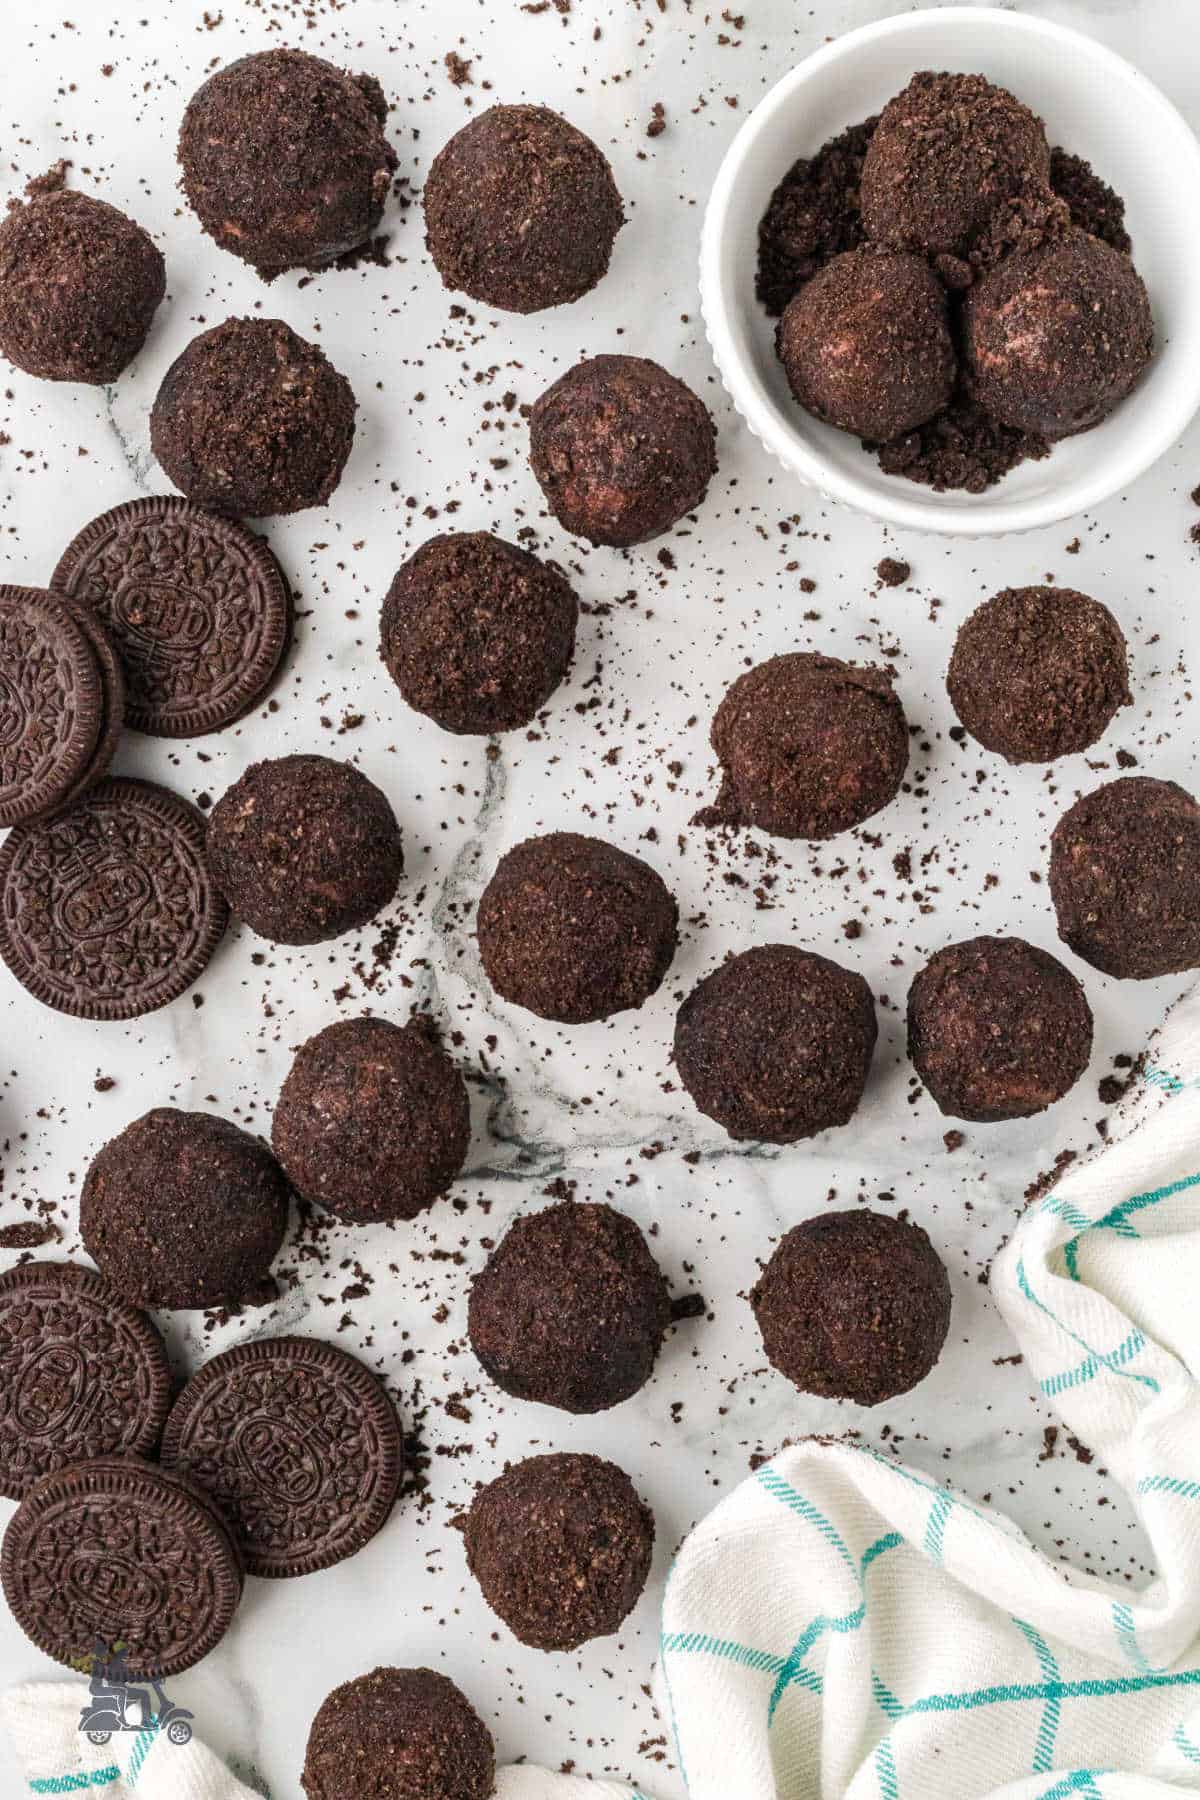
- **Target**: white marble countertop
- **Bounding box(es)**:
[1,0,1199,1794]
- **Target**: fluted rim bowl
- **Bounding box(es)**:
[699,6,1200,538]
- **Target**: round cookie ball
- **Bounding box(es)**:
[272,1017,470,1225]
[948,586,1131,764]
[380,532,578,734]
[424,104,623,314]
[150,317,356,516]
[464,1451,653,1652]
[751,1210,951,1406]
[80,1109,289,1311]
[1049,776,1200,980]
[674,945,877,1144]
[908,935,1093,1123]
[529,353,717,548]
[477,832,677,1023]
[0,187,164,384]
[776,249,955,442]
[965,230,1153,440]
[207,753,403,945]
[860,71,1051,256]
[701,652,909,840]
[179,48,397,280]
[301,1666,494,1800]
[468,1200,671,1413]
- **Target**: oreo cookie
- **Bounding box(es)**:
[53,596,127,808]
[0,1261,171,1499]
[0,586,104,826]
[161,1336,402,1578]
[0,776,228,1018]
[51,496,292,738]
[1,1455,244,1676]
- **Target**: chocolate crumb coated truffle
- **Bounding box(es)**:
[80,1109,289,1311]
[272,1017,470,1224]
[700,652,908,840]
[207,753,403,945]
[908,935,1093,1122]
[529,354,717,548]
[860,71,1051,256]
[150,317,356,516]
[469,1200,671,1412]
[381,532,578,734]
[966,230,1153,440]
[1050,777,1200,980]
[425,103,623,313]
[465,1451,654,1651]
[675,945,877,1144]
[179,49,396,280]
[302,1666,494,1800]
[0,186,164,384]
[477,831,677,1022]
[752,1210,950,1405]
[949,585,1131,764]
[776,250,955,441]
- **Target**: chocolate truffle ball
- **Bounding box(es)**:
[752,1210,951,1406]
[477,832,677,1023]
[529,354,717,548]
[465,1452,653,1652]
[948,586,1131,764]
[272,1017,470,1225]
[469,1201,671,1413]
[150,317,356,516]
[0,187,165,384]
[207,753,403,945]
[776,249,955,442]
[965,230,1153,440]
[424,104,623,314]
[179,49,397,280]
[701,652,909,840]
[301,1667,494,1800]
[80,1109,289,1311]
[1050,776,1200,980]
[908,935,1093,1123]
[380,532,578,735]
[860,71,1051,256]
[674,945,877,1144]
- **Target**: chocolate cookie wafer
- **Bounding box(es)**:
[0,586,103,826]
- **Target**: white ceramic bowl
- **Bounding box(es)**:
[700,6,1200,536]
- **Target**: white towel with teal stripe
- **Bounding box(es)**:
[654,980,1200,1798]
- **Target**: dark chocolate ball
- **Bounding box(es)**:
[0,188,164,384]
[860,71,1051,256]
[424,104,623,314]
[776,249,955,441]
[529,354,717,548]
[1049,776,1200,980]
[207,753,403,945]
[380,532,578,734]
[179,49,397,281]
[908,935,1093,1123]
[948,586,1131,764]
[465,1451,653,1651]
[701,652,909,840]
[751,1210,951,1406]
[150,317,356,517]
[674,945,877,1144]
[468,1201,671,1413]
[80,1109,289,1311]
[965,230,1153,440]
[477,832,677,1023]
[301,1666,494,1800]
[272,1017,470,1225]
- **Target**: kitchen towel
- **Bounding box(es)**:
[13,984,1200,1800]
